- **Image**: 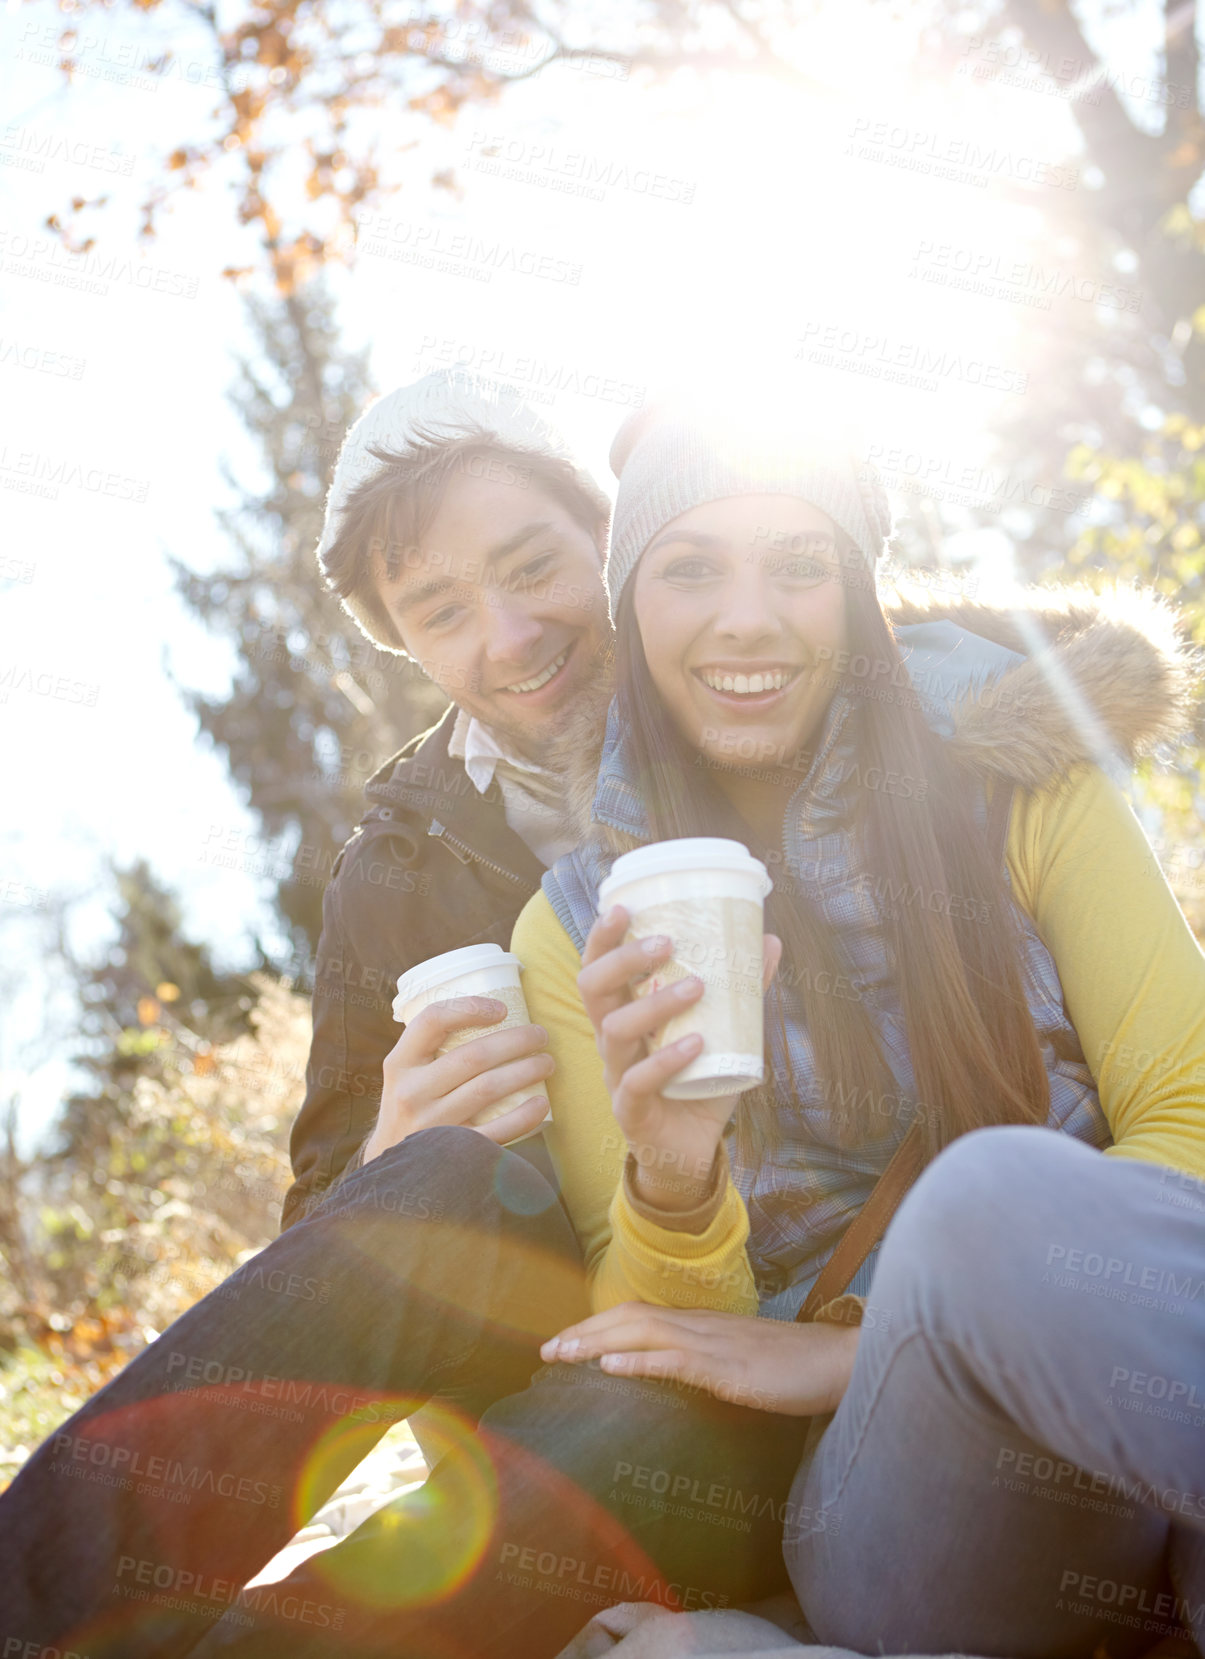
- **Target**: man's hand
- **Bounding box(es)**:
[577,905,781,1211]
[539,1302,859,1418]
[362,998,553,1164]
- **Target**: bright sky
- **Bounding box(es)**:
[0,0,1168,1146]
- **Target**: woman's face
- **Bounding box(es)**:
[631,494,850,774]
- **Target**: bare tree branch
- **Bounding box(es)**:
[1164,0,1205,177]
[1002,0,1164,227]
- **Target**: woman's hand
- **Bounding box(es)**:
[576,905,781,1211]
[362,998,553,1164]
[539,1302,859,1418]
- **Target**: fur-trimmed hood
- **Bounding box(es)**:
[548,578,1202,854]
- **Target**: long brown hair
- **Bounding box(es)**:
[613,562,1049,1168]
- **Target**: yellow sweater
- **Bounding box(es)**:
[511,764,1205,1316]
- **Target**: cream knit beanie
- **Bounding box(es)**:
[317,368,611,647]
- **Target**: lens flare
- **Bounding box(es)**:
[300,1399,497,1609]
[291,1399,426,1534]
[334,1207,588,1344]
[492,1152,559,1216]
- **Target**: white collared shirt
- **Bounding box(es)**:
[448,708,580,868]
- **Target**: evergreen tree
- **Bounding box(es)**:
[172,282,445,964]
[9,865,307,1343]
[54,858,257,1172]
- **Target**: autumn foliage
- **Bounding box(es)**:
[0,975,307,1486]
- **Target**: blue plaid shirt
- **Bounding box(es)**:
[543,621,1111,1318]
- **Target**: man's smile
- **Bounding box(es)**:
[499,642,575,700]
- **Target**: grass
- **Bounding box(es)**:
[0,1346,94,1493]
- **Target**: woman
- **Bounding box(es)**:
[510,400,1205,1656]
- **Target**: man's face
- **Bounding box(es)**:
[371,468,610,758]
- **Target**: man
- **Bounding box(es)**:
[285,368,613,1225]
[0,381,811,1659]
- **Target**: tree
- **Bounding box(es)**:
[171,281,445,961]
[52,857,257,1177]
[1,863,307,1340]
[984,0,1205,400]
[42,0,736,290]
[39,1,1204,373]
[904,3,1205,586]
[3,966,309,1390]
[1062,415,1205,933]
[35,0,1201,890]
[40,2,1205,574]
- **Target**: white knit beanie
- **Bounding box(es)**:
[318,368,609,561]
[317,368,611,648]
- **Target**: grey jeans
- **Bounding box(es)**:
[788,1126,1205,1658]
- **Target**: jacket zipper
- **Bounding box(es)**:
[427,819,529,887]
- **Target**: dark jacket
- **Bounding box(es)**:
[282,703,548,1229]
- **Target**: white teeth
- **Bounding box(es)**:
[506,648,568,694]
[699,668,796,695]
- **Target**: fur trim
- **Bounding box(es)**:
[554,579,1201,845]
[890,579,1199,789]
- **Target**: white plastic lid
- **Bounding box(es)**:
[394,944,521,1007]
[599,837,771,904]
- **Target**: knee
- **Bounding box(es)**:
[875,1126,1068,1305]
[325,1127,521,1216]
[360,1127,565,1232]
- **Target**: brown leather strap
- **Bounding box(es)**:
[795,776,1017,1323]
[797,1119,924,1321]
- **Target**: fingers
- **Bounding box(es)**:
[390,997,509,1066]
[593,1348,713,1390]
[578,916,675,1028]
[592,1349,774,1411]
[599,975,703,1048]
[539,1303,660,1362]
[539,1300,651,1355]
[473,1095,550,1145]
[378,1008,553,1140]
[540,1303,718,1364]
[580,903,630,967]
[435,1050,555,1127]
[423,1020,551,1098]
[613,1034,703,1114]
[580,915,779,1029]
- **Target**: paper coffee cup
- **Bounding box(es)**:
[598,838,771,1100]
[393,944,550,1135]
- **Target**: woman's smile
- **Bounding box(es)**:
[693,661,805,710]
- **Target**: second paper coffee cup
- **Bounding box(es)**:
[598,837,772,1099]
[393,944,550,1135]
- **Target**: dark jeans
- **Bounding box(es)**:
[789,1129,1205,1658]
[0,1128,810,1659]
